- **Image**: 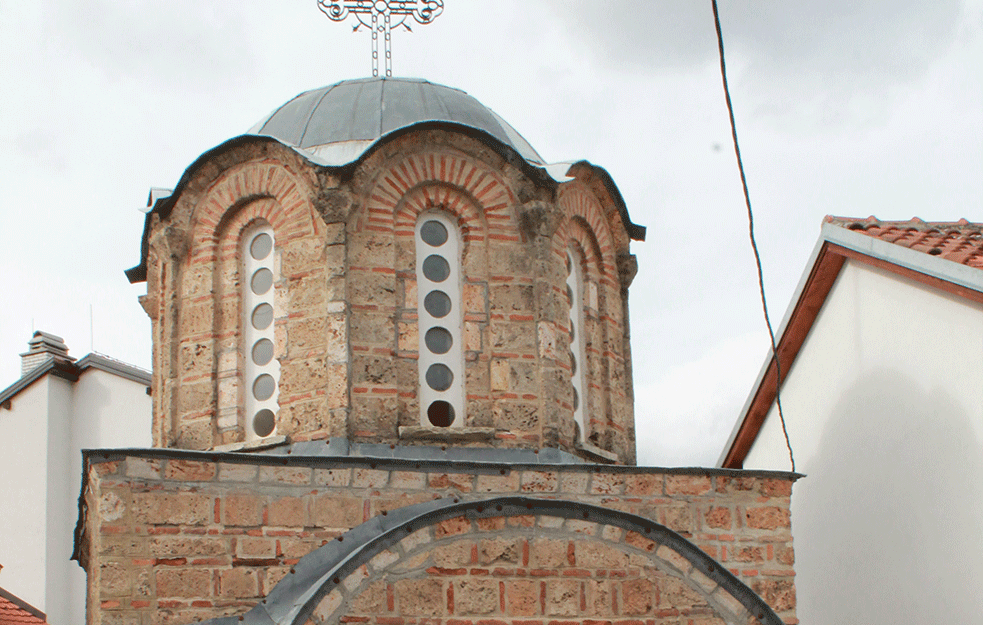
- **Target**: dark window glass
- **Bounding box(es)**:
[422,254,450,282]
[253,374,276,401]
[250,233,273,260]
[572,386,579,411]
[426,363,454,391]
[420,220,448,246]
[253,409,276,437]
[425,327,453,354]
[427,400,455,427]
[424,291,452,318]
[252,303,274,330]
[252,339,275,366]
[251,268,273,295]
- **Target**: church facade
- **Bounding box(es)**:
[76,78,798,624]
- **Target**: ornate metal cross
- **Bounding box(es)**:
[317,1,444,77]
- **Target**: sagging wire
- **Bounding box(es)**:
[710,0,795,473]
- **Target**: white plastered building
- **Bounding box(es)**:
[0,332,151,625]
[720,217,983,624]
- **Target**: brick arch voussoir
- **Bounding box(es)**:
[207,496,786,625]
[363,152,516,240]
[555,217,605,285]
[558,186,618,278]
[192,162,317,263]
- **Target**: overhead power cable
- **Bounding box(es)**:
[710,0,795,472]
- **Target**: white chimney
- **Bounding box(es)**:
[19,331,74,376]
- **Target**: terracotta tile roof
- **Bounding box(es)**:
[0,587,46,625]
[825,215,983,268]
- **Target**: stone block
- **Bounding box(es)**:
[505,579,539,616]
[621,578,654,614]
[132,492,213,526]
[745,507,790,530]
[219,567,259,598]
[545,579,579,616]
[313,494,363,528]
[666,475,712,496]
[704,506,733,530]
[99,561,131,596]
[475,472,519,493]
[575,541,628,569]
[349,580,388,613]
[164,459,216,482]
[489,284,534,313]
[259,466,312,485]
[455,579,498,615]
[314,468,352,487]
[155,568,212,598]
[394,579,443,616]
[267,496,308,527]
[530,539,568,568]
[478,538,520,565]
[224,493,263,526]
[658,576,706,609]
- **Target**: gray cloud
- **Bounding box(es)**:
[551,1,965,128]
[51,0,261,87]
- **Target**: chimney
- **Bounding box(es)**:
[19,331,75,376]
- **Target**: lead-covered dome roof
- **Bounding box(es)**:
[248,77,545,167]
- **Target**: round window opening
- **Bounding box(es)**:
[422,255,450,282]
[251,303,274,330]
[424,327,453,354]
[250,233,273,260]
[251,268,273,295]
[420,220,448,247]
[253,409,276,437]
[426,364,454,391]
[424,291,452,318]
[427,400,455,427]
[253,374,276,401]
[252,339,274,366]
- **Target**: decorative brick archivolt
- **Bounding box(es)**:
[555,184,619,283]
[156,159,320,449]
[201,496,785,625]
[356,151,518,242]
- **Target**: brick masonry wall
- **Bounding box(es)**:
[141,133,639,462]
[81,454,796,624]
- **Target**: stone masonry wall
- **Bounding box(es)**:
[141,133,639,463]
[81,453,796,625]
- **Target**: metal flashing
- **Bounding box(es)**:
[76,354,151,386]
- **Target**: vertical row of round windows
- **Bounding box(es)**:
[249,232,276,437]
[419,219,456,427]
[565,253,580,412]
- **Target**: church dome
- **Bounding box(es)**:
[248,77,545,167]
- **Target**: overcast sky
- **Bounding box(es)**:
[1,1,980,466]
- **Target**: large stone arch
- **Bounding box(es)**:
[197,497,785,625]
